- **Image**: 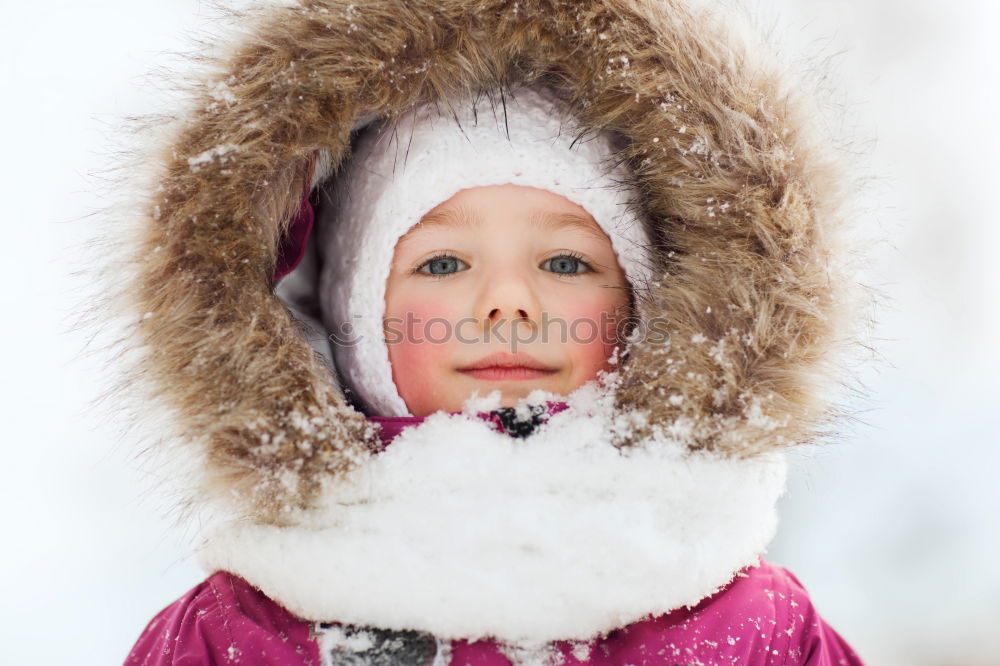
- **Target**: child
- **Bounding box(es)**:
[117,2,867,664]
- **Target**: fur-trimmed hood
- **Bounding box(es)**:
[96,0,865,647]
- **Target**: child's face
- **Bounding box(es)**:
[383,184,632,417]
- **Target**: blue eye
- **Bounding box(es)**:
[543,253,592,275]
[417,254,468,277]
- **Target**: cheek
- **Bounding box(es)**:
[548,290,628,373]
[384,295,462,404]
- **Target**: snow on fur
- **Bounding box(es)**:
[199,385,787,645]
[93,0,869,523]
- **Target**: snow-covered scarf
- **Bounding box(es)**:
[200,388,788,643]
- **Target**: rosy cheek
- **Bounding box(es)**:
[549,293,626,376]
[384,297,460,410]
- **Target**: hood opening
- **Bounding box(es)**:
[273,85,651,419]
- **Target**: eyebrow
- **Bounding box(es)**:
[528,210,610,243]
[412,204,482,231]
[408,205,609,243]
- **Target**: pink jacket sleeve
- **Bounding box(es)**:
[124,571,320,666]
[560,559,866,666]
[775,565,865,665]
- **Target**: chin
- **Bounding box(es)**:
[498,393,521,408]
[449,372,566,407]
[499,382,561,405]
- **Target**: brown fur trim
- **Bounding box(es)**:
[90,0,871,523]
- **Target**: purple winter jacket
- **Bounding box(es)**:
[125,559,860,666]
[125,406,864,666]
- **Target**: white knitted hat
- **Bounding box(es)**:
[317,83,652,417]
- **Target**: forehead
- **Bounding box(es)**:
[402,202,611,245]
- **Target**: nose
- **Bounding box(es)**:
[473,269,542,327]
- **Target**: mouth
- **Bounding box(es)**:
[457,352,559,382]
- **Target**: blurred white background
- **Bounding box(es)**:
[1,1,996,664]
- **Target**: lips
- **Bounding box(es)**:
[457,352,558,381]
